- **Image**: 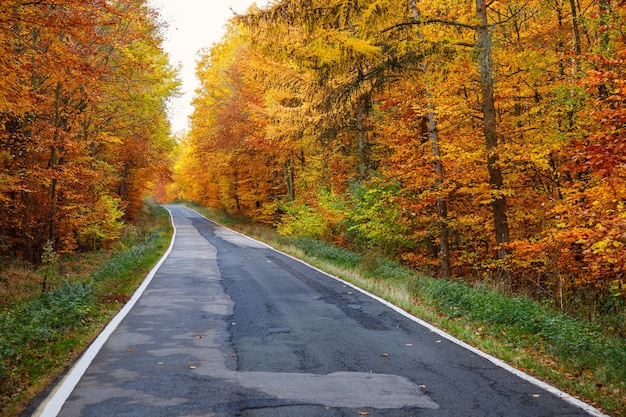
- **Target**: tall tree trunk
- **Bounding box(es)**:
[597,0,612,99]
[476,0,510,259]
[355,98,369,180]
[284,158,295,201]
[599,0,611,49]
[49,82,62,243]
[427,102,452,277]
[412,0,452,277]
[233,170,241,211]
[118,164,128,198]
[567,0,584,127]
[569,0,582,55]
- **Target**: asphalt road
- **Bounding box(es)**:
[30,205,605,417]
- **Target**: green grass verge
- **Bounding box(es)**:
[186,202,625,417]
[0,204,173,417]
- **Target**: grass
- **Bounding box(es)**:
[0,203,173,417]
[186,202,625,417]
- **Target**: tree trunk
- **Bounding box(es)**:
[597,0,612,98]
[233,170,241,211]
[412,0,452,277]
[118,164,127,198]
[284,159,295,201]
[428,102,452,277]
[49,82,62,243]
[569,0,582,55]
[355,99,369,180]
[476,0,510,259]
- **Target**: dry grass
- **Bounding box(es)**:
[0,264,40,307]
[0,251,111,310]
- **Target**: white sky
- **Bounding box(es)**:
[149,0,269,134]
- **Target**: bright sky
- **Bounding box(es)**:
[148,0,268,134]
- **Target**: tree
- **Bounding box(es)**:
[172,0,626,310]
[409,0,451,276]
[0,0,178,261]
[476,0,510,259]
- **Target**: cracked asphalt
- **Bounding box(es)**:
[28,205,599,417]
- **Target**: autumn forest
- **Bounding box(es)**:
[170,0,626,319]
[0,0,177,264]
[3,0,625,317]
[1,0,626,414]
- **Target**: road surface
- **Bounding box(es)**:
[31,205,605,417]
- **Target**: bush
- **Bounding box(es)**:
[277,202,328,239]
[0,281,95,379]
[282,236,363,269]
[418,278,626,382]
[343,180,412,255]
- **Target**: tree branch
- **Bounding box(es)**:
[490,1,532,26]
[382,19,478,34]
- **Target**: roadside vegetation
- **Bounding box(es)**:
[0,203,172,417]
[185,202,625,417]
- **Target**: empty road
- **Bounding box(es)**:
[31,205,604,417]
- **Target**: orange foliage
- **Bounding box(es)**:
[172,0,626,310]
[0,0,178,262]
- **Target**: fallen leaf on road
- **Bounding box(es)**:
[381,353,389,357]
[127,348,135,352]
[230,353,237,357]
[358,412,369,415]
